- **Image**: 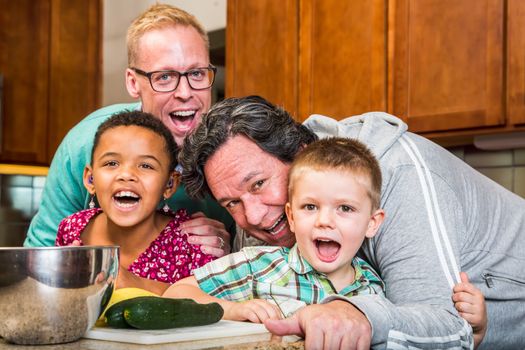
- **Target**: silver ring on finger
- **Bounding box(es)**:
[218,237,225,249]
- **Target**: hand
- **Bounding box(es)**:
[453,272,487,348]
[227,299,282,323]
[264,300,371,350]
[180,212,231,257]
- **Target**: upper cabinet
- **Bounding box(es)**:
[226,0,299,116]
[391,0,504,133]
[508,0,525,126]
[226,0,386,120]
[0,0,101,165]
[226,0,525,145]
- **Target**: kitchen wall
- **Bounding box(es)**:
[0,175,45,246]
[1,146,524,246]
[449,146,525,197]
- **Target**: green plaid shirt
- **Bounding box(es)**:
[194,244,385,317]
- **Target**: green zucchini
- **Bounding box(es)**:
[104,298,136,328]
[106,296,224,330]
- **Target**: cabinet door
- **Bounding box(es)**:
[390,0,505,133]
[0,0,101,165]
[0,0,51,163]
[226,0,299,117]
[507,0,525,126]
[47,0,102,161]
[299,0,387,121]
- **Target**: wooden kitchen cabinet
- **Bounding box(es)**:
[298,0,387,120]
[226,0,299,116]
[0,0,101,165]
[226,0,386,120]
[391,0,504,133]
[226,0,525,144]
[507,0,525,126]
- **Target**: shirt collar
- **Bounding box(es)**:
[287,244,371,288]
[288,243,315,274]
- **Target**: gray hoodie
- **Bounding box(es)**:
[304,112,525,349]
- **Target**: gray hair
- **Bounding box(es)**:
[179,95,318,199]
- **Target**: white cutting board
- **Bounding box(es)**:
[84,320,270,345]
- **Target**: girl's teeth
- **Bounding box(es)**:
[115,191,138,198]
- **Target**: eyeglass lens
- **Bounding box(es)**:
[150,68,214,92]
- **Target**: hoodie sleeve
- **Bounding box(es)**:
[356,162,473,349]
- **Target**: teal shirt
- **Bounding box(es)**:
[194,244,385,317]
[24,103,234,247]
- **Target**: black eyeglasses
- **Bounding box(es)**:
[130,65,216,92]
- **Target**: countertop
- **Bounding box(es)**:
[0,337,305,350]
[0,164,48,176]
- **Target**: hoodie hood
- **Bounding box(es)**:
[303,112,408,160]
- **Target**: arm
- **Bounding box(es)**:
[117,266,172,296]
[453,272,487,349]
[25,133,89,247]
[164,276,281,323]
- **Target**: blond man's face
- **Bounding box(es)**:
[126,25,212,146]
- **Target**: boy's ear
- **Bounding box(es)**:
[163,171,181,199]
[83,166,95,194]
[285,202,296,234]
[125,68,141,99]
[365,209,385,238]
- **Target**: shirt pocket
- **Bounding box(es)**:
[482,269,525,300]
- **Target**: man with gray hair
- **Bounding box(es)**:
[180,95,525,349]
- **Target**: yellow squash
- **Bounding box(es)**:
[96,287,158,327]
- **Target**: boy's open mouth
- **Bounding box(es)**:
[315,238,341,262]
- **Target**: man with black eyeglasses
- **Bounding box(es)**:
[25,4,234,264]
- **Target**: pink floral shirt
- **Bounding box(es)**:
[55,208,215,283]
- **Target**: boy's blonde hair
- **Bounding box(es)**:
[126,3,209,66]
[288,137,382,210]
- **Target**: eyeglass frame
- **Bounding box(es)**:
[130,65,217,92]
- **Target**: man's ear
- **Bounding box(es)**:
[364,209,385,238]
[163,171,181,200]
[125,68,141,99]
[285,202,296,234]
[83,166,95,194]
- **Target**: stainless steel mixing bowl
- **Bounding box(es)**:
[0,245,118,345]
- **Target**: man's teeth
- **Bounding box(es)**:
[267,214,285,230]
[171,110,196,117]
[265,214,287,235]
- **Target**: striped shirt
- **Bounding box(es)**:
[194,244,384,317]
